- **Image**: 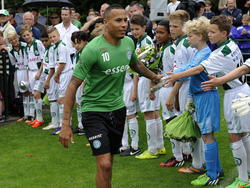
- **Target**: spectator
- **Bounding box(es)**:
[55,7,79,56]
[7,8,17,27]
[14,7,24,26]
[129,1,154,39]
[99,3,110,17]
[15,11,41,40]
[48,12,60,26]
[218,0,227,11]
[88,17,104,39]
[166,0,181,16]
[0,9,16,44]
[71,8,82,29]
[221,0,242,26]
[245,0,250,15]
[234,14,250,53]
[203,0,216,19]
[31,8,46,26]
[196,0,206,17]
[31,9,47,36]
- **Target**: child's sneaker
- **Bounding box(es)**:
[156,147,166,155]
[191,173,219,186]
[183,153,192,162]
[178,165,206,174]
[160,156,185,167]
[135,150,158,159]
[32,120,44,128]
[225,178,250,188]
[51,127,61,135]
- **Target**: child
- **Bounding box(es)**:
[203,0,215,19]
[20,24,45,128]
[41,32,60,130]
[165,15,250,187]
[71,31,88,135]
[130,14,165,159]
[47,27,73,135]
[6,31,29,122]
[234,14,250,53]
[154,19,179,124]
[161,10,195,167]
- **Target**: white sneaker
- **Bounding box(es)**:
[42,123,59,130]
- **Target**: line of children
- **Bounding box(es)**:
[164,14,250,188]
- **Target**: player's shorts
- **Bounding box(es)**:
[58,70,73,98]
[224,83,250,133]
[123,80,137,116]
[28,70,39,93]
[33,73,47,93]
[159,86,179,120]
[76,84,83,105]
[178,80,190,112]
[16,69,29,93]
[193,90,220,135]
[46,77,59,101]
[138,76,160,113]
[82,107,126,156]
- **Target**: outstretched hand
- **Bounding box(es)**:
[161,72,177,87]
[201,75,221,91]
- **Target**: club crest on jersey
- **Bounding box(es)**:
[93,139,101,149]
[127,50,132,60]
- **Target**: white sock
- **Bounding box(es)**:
[191,138,204,169]
[59,103,64,128]
[170,139,183,161]
[242,134,250,173]
[50,102,59,125]
[23,96,30,118]
[35,99,43,121]
[77,105,83,129]
[29,96,35,118]
[182,142,191,155]
[155,117,164,149]
[128,117,139,150]
[231,140,249,182]
[146,119,157,153]
[121,118,129,149]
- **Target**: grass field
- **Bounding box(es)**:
[0,89,240,188]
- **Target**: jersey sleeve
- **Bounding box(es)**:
[73,45,97,81]
[244,58,250,69]
[57,44,67,64]
[37,40,45,60]
[7,50,16,66]
[200,52,225,75]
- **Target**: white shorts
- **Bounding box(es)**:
[159,86,179,120]
[58,70,73,98]
[138,76,160,113]
[47,77,59,101]
[16,69,29,93]
[123,80,137,116]
[33,73,47,93]
[76,83,83,105]
[28,70,39,93]
[178,80,190,112]
[224,83,250,133]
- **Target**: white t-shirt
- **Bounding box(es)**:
[54,40,73,73]
[26,39,45,71]
[201,39,245,89]
[8,41,27,70]
[174,35,196,70]
[166,1,180,15]
[162,42,175,74]
[55,22,79,55]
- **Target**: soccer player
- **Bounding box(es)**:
[130,14,165,159]
[59,4,161,188]
[161,10,195,167]
[164,15,250,187]
[71,31,89,135]
[41,32,60,130]
[7,31,29,122]
[20,25,45,127]
[47,26,73,135]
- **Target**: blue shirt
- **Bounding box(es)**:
[174,46,215,94]
[221,8,242,26]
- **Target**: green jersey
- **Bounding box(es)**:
[73,35,138,112]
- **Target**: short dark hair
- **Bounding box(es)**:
[71,31,89,43]
[158,19,170,34]
[130,1,139,7]
[130,14,146,26]
[103,4,124,19]
[210,15,231,35]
